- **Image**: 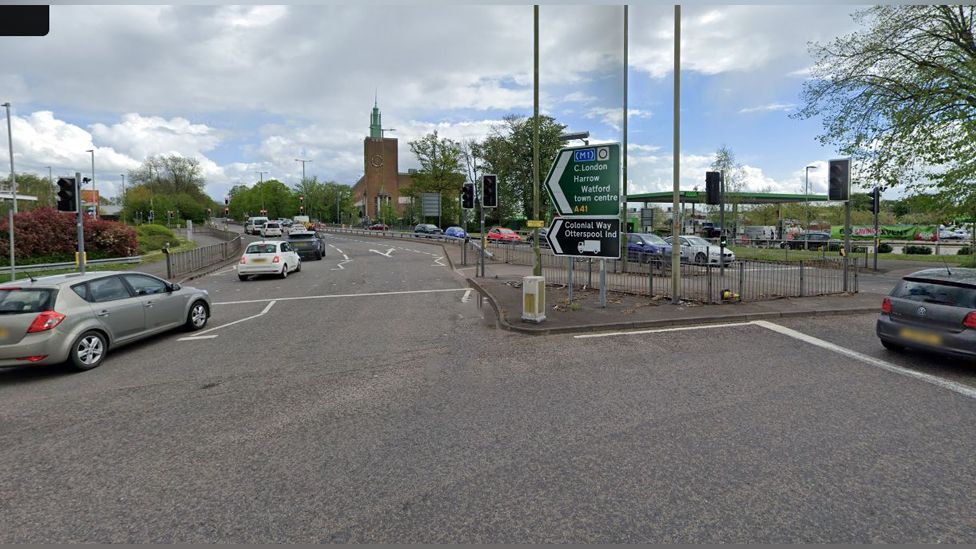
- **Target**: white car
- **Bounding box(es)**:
[261,222,283,238]
[237,241,301,280]
[666,235,735,265]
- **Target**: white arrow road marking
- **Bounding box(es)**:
[342,253,350,260]
[328,244,344,254]
[550,219,564,254]
[190,300,277,336]
[461,289,472,303]
[547,150,573,213]
[432,256,446,267]
[369,248,395,257]
[331,259,353,271]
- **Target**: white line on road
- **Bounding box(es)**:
[331,259,353,271]
[177,335,219,341]
[575,321,756,339]
[753,320,976,400]
[369,248,395,257]
[432,256,446,267]
[195,300,277,335]
[461,289,472,303]
[214,288,467,305]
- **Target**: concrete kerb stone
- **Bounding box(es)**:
[467,276,879,336]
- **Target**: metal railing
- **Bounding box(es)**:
[0,255,142,275]
[165,235,243,279]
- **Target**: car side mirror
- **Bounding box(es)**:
[170,283,181,292]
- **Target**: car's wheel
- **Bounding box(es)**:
[317,251,323,260]
[238,274,247,281]
[69,331,107,371]
[880,339,905,353]
[280,265,288,278]
[296,260,302,273]
[695,252,707,264]
[185,300,209,331]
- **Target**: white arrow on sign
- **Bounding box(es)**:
[547,219,564,254]
[546,151,573,214]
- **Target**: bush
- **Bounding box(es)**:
[0,207,138,264]
[878,243,893,253]
[958,246,971,255]
[137,235,174,254]
[136,224,175,238]
[904,245,933,255]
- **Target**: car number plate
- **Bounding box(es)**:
[0,327,7,338]
[899,328,942,346]
[252,258,267,263]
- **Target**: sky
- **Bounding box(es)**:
[0,3,874,206]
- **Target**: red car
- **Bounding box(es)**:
[368,223,389,231]
[486,227,522,243]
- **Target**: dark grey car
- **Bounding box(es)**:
[0,271,211,371]
[288,230,325,260]
[876,268,976,360]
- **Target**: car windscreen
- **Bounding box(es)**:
[288,233,314,240]
[264,223,280,228]
[891,280,976,308]
[246,244,278,254]
[685,236,711,246]
[0,288,55,315]
[636,233,665,245]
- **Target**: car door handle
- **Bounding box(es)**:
[97,310,110,317]
[144,301,154,308]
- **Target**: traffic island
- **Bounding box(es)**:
[468,274,883,336]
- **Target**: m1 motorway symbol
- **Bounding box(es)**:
[544,143,621,216]
[545,216,621,259]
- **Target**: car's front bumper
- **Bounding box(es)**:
[876,315,976,359]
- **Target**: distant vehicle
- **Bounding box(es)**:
[293,215,311,226]
[626,233,673,262]
[287,230,325,260]
[280,219,294,228]
[444,226,467,239]
[780,232,834,250]
[261,222,283,238]
[939,228,964,240]
[237,241,301,280]
[247,216,269,235]
[0,272,210,371]
[368,223,389,231]
[486,227,522,244]
[414,223,443,236]
[877,267,976,360]
[666,235,735,265]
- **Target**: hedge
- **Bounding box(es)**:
[0,208,137,264]
[136,224,175,239]
[959,246,972,256]
[878,243,893,253]
[903,245,933,255]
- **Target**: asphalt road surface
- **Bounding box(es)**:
[0,233,973,543]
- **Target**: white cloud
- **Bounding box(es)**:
[91,113,221,161]
[584,107,652,132]
[738,103,796,114]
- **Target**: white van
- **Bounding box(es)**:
[247,216,269,235]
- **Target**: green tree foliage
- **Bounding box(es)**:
[475,115,567,224]
[406,131,466,226]
[796,6,976,213]
[225,177,356,224]
[0,172,56,213]
[123,154,217,223]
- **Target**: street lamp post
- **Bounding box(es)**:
[295,158,311,184]
[2,103,17,213]
[86,149,95,219]
[46,166,53,207]
[120,173,126,222]
[804,164,817,231]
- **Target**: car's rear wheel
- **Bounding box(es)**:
[238,274,248,281]
[316,251,323,260]
[69,331,107,371]
[880,339,905,353]
[695,252,706,264]
[296,261,302,273]
[280,265,288,278]
[185,300,209,331]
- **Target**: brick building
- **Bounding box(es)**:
[350,100,413,221]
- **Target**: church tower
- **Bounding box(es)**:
[354,98,402,220]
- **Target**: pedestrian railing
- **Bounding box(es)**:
[0,255,143,275]
[164,235,243,279]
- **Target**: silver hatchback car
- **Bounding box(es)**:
[0,271,211,371]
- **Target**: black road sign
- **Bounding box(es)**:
[545,216,620,259]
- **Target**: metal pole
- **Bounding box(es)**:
[532,4,541,277]
[719,169,726,279]
[567,257,573,303]
[599,258,606,307]
[671,4,681,304]
[479,187,486,278]
[87,149,95,219]
[2,103,17,213]
[75,172,85,274]
[620,5,629,272]
[8,209,14,281]
[873,185,880,271]
[843,196,852,292]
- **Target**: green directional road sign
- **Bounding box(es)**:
[544,143,621,216]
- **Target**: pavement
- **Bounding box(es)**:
[1,228,974,542]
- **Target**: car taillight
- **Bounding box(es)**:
[272,256,281,263]
[881,297,892,314]
[963,311,976,329]
[239,256,247,264]
[27,311,65,333]
[16,355,47,362]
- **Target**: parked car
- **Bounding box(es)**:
[414,223,443,236]
[486,227,522,244]
[368,223,389,231]
[877,268,976,360]
[237,241,301,280]
[287,230,325,260]
[780,232,834,250]
[666,235,736,265]
[261,221,283,238]
[444,226,467,239]
[0,272,210,371]
[626,233,674,262]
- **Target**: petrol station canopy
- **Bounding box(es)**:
[626,190,831,205]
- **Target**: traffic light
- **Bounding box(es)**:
[828,158,850,201]
[299,195,304,213]
[705,171,721,205]
[720,234,728,247]
[482,174,497,208]
[56,177,77,212]
[461,183,474,209]
[224,196,229,206]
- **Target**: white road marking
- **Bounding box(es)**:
[369,248,395,257]
[575,321,756,339]
[342,254,350,260]
[753,320,976,400]
[214,288,467,305]
[195,300,277,335]
[177,335,219,341]
[331,259,353,271]
[461,289,472,303]
[432,256,446,267]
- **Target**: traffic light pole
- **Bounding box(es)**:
[719,170,726,279]
[75,172,86,274]
[843,198,851,292]
[873,186,880,272]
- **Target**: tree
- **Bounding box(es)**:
[0,173,56,212]
[406,131,466,226]
[475,114,567,224]
[711,145,746,233]
[123,154,216,223]
[796,6,976,215]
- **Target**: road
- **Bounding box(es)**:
[0,232,973,542]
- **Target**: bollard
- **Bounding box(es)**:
[522,275,546,323]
